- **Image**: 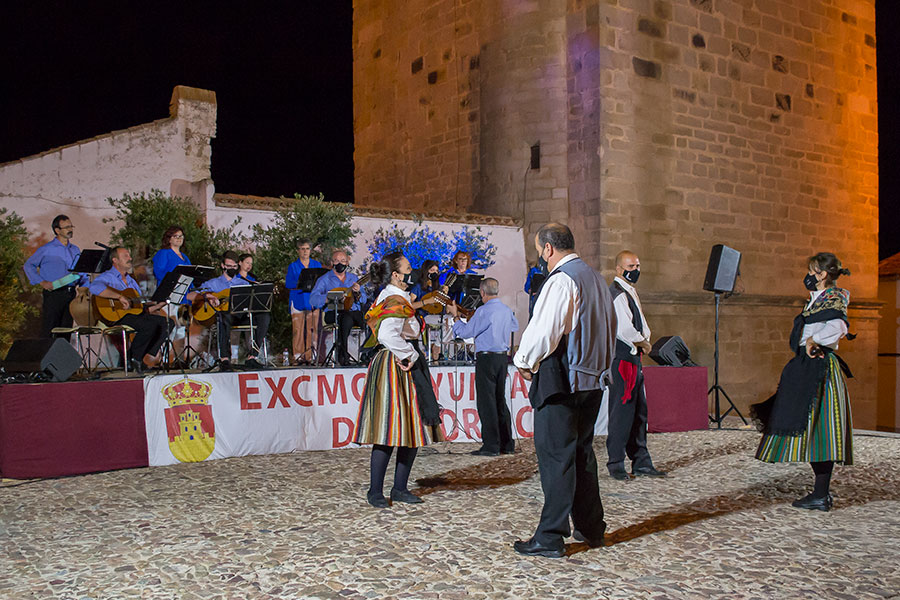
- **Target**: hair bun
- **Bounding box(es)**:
[840,267,851,276]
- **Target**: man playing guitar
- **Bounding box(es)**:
[310,250,368,366]
[89,246,169,374]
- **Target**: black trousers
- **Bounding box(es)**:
[533,388,606,548]
[116,313,169,362]
[475,352,514,453]
[216,312,271,359]
[324,310,364,365]
[41,287,76,338]
[606,357,652,472]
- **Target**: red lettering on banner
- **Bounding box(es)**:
[351,373,366,402]
[265,376,290,408]
[516,405,534,438]
[239,373,261,410]
[332,417,354,448]
[439,409,458,441]
[511,371,529,399]
[462,408,481,440]
[291,375,312,406]
[469,372,476,401]
[318,374,347,405]
[431,372,442,399]
[449,374,464,402]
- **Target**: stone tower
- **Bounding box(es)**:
[353,0,880,426]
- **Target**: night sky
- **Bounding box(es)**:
[2,3,897,259]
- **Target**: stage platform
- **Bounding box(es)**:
[0,364,707,479]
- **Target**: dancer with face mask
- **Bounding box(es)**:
[354,251,443,508]
[606,250,666,480]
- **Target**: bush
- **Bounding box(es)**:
[250,193,359,352]
[0,209,36,357]
[104,189,247,270]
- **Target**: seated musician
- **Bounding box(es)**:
[310,250,368,366]
[89,246,169,374]
[198,251,270,370]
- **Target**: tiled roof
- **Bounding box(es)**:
[213,193,523,227]
[879,252,900,278]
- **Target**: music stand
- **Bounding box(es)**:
[320,290,347,367]
[229,283,275,363]
[69,249,109,329]
[294,267,330,293]
[151,266,215,372]
[458,274,484,311]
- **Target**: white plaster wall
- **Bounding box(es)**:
[0,93,216,251]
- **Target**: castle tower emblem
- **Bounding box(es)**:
[162,377,215,462]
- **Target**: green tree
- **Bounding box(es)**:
[250,193,359,352]
[104,189,246,271]
[0,209,37,357]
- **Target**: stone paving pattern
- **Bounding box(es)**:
[2,428,898,599]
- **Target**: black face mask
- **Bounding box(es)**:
[334,263,347,274]
[804,273,819,291]
[622,268,640,284]
[428,272,440,283]
[537,255,549,275]
[401,270,419,286]
[225,267,238,278]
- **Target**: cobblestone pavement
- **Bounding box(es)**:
[2,427,899,599]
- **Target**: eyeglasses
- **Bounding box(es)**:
[58,226,74,231]
[171,234,184,239]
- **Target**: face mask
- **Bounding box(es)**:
[402,271,419,286]
[225,268,238,278]
[429,272,439,283]
[804,273,819,291]
[334,263,347,274]
[622,268,640,284]
[537,254,549,275]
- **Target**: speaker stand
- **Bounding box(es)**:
[708,292,748,428]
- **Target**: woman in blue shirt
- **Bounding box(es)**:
[285,238,323,364]
[151,226,191,360]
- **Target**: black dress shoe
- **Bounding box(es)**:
[470,449,500,456]
[367,492,390,508]
[244,357,264,370]
[390,488,424,504]
[609,469,632,481]
[572,527,605,548]
[633,465,667,478]
[218,359,232,372]
[513,538,565,558]
[128,359,145,375]
[500,448,517,455]
[791,493,832,512]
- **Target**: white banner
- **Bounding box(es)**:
[143,366,609,467]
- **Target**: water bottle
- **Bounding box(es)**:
[282,348,290,367]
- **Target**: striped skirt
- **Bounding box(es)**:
[353,348,443,448]
[756,353,853,464]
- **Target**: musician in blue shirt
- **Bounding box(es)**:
[23,215,89,338]
[448,277,519,455]
[310,250,367,366]
[198,251,269,370]
[89,247,169,373]
[151,226,191,286]
[440,250,478,305]
[285,239,323,364]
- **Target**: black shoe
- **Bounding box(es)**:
[244,357,264,370]
[471,449,500,457]
[633,465,667,478]
[500,448,517,455]
[513,538,565,558]
[128,359,145,375]
[218,359,232,372]
[609,469,632,481]
[572,526,605,548]
[791,493,832,512]
[367,492,390,508]
[390,488,424,504]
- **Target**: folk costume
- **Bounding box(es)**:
[354,284,443,507]
[753,286,853,465]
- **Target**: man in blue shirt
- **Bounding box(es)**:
[23,214,88,338]
[448,277,519,456]
[89,247,169,373]
[310,250,367,366]
[198,251,270,370]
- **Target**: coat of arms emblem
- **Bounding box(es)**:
[162,377,215,462]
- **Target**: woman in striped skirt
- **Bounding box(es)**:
[354,251,443,508]
[752,252,853,512]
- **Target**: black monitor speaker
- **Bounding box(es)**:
[649,336,697,367]
[703,244,741,293]
[2,338,81,382]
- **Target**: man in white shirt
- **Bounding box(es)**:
[606,251,666,480]
[511,224,615,558]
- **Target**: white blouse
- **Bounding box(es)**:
[799,289,849,351]
[375,284,420,362]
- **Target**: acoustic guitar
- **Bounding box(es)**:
[191,289,230,326]
[329,273,371,311]
[92,287,153,325]
[420,273,456,314]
